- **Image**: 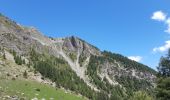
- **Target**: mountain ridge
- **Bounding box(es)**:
[0,13,156,100]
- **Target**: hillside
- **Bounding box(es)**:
[0,13,156,100]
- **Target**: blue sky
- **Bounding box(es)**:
[0,0,170,70]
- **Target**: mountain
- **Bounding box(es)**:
[0,13,156,100]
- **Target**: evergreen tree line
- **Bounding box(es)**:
[11,50,25,65]
[29,49,104,99]
[87,55,154,100]
[102,51,156,74]
[115,75,154,97]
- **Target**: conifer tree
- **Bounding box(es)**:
[23,70,28,78]
[3,52,6,59]
[156,49,170,100]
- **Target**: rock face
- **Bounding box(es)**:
[0,13,156,98]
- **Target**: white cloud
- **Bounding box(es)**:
[151,11,166,21]
[165,18,170,33]
[128,56,142,62]
[152,11,170,53]
[151,11,170,34]
[153,40,170,53]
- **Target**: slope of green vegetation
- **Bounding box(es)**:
[129,91,153,100]
[29,49,99,99]
[115,75,154,96]
[87,55,127,99]
[87,54,155,99]
[0,79,85,100]
[102,51,156,74]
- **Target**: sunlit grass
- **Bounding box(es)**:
[0,79,86,100]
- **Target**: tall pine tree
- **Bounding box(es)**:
[156,49,170,100]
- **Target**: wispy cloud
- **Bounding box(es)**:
[128,56,142,62]
[153,40,170,53]
[165,18,170,33]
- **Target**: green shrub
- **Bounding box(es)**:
[129,91,153,100]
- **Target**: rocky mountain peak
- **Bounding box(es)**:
[63,36,101,56]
